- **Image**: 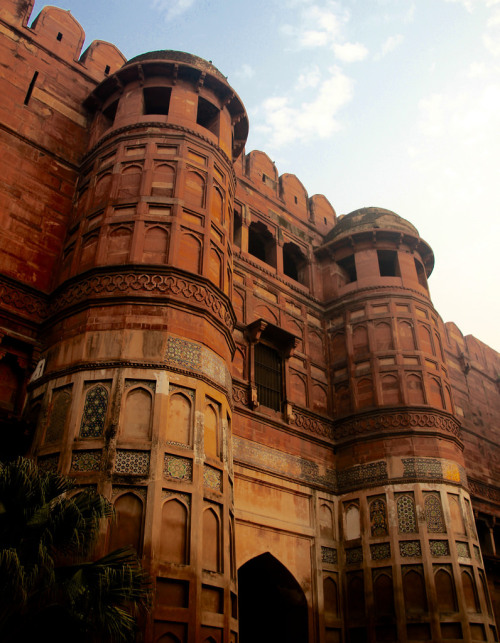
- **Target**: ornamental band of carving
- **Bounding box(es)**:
[333,409,461,440]
[49,271,235,330]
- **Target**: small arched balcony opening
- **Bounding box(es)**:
[283,241,308,286]
[248,221,276,268]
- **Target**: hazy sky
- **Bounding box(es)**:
[31,0,500,351]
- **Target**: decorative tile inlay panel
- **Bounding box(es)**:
[321,546,338,564]
[204,465,222,491]
[456,541,470,558]
[162,490,191,506]
[371,543,391,560]
[79,384,108,438]
[424,492,446,533]
[45,389,71,442]
[163,454,193,481]
[346,547,363,565]
[37,454,59,472]
[165,336,231,391]
[115,450,150,475]
[369,497,388,537]
[429,540,450,557]
[397,494,418,533]
[400,540,422,557]
[337,461,388,492]
[403,458,442,479]
[71,450,102,472]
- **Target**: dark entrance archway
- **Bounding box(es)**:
[238,552,308,643]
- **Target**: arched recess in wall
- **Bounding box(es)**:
[211,185,224,225]
[428,376,444,409]
[331,332,346,363]
[254,305,279,325]
[461,569,479,612]
[356,377,374,409]
[151,163,175,197]
[107,226,132,264]
[204,402,219,459]
[308,331,324,364]
[320,503,334,538]
[0,357,21,415]
[118,164,142,199]
[449,495,466,534]
[407,373,425,405]
[109,492,143,555]
[184,170,205,208]
[80,233,99,270]
[202,506,220,572]
[157,634,180,643]
[160,497,189,564]
[434,332,444,361]
[79,384,108,439]
[143,225,169,263]
[335,383,350,415]
[232,288,245,323]
[323,576,338,616]
[375,322,393,351]
[166,391,192,446]
[238,553,308,643]
[403,568,427,614]
[178,231,202,274]
[208,245,222,289]
[312,384,328,414]
[290,372,307,407]
[121,387,152,440]
[398,320,415,351]
[352,325,369,357]
[369,498,388,537]
[373,572,395,616]
[435,567,457,612]
[418,323,434,355]
[346,572,365,618]
[444,385,453,412]
[345,504,361,540]
[381,374,401,405]
[93,172,112,207]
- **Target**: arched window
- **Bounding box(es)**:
[248,221,276,267]
[45,388,72,443]
[369,498,388,537]
[122,387,152,440]
[424,493,445,533]
[109,493,143,555]
[397,494,417,533]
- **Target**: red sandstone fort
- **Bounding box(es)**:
[0,2,499,641]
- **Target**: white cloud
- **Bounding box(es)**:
[375,34,404,59]
[235,64,255,80]
[254,66,353,148]
[151,0,196,21]
[483,9,500,54]
[443,0,500,12]
[333,41,369,62]
[295,65,322,90]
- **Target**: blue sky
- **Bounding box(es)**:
[31,0,500,351]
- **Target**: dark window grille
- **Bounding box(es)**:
[255,343,282,411]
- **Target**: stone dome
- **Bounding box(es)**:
[125,50,227,82]
[325,206,420,242]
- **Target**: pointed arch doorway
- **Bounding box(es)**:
[238,553,308,643]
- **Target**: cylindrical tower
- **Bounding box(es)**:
[318,207,495,642]
[32,51,248,643]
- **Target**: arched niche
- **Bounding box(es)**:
[160,497,189,564]
[144,226,169,263]
[320,503,334,538]
[121,387,152,440]
[178,231,201,274]
[435,567,457,612]
[403,568,427,613]
[331,332,346,363]
[167,391,192,446]
[407,373,425,404]
[151,163,175,197]
[352,325,369,357]
[398,320,415,350]
[374,322,393,351]
[107,226,132,264]
[373,572,395,616]
[184,170,205,207]
[202,507,220,572]
[211,185,224,225]
[93,172,112,207]
[323,576,338,616]
[118,164,142,199]
[109,492,143,555]
[208,245,222,289]
[238,553,308,643]
[357,377,374,409]
[204,402,219,459]
[345,504,361,540]
[381,374,401,405]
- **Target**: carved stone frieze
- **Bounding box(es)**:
[468,478,500,503]
[333,408,461,441]
[291,407,334,440]
[0,276,48,321]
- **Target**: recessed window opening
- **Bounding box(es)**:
[414,258,428,289]
[255,343,283,411]
[24,71,39,105]
[102,99,118,127]
[233,209,242,248]
[143,86,171,115]
[104,64,110,75]
[248,221,276,267]
[283,242,308,285]
[377,250,399,277]
[56,32,63,41]
[197,96,219,135]
[294,196,298,204]
[338,254,357,283]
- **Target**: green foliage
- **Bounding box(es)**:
[0,458,151,642]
